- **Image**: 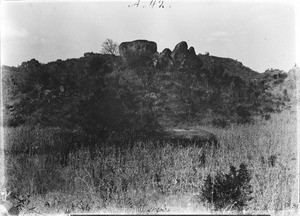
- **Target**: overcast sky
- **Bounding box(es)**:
[1,0,297,72]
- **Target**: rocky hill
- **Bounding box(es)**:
[198,54,262,81]
[2,40,298,138]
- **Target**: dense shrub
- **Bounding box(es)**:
[201,163,253,211]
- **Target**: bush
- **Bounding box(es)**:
[212,118,229,128]
[201,163,252,211]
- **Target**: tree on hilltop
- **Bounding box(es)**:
[101,39,119,55]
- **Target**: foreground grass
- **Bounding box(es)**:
[3,110,298,215]
[194,109,298,213]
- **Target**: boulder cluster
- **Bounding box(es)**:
[119,40,202,69]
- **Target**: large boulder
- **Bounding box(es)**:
[160,48,172,59]
[119,40,157,58]
[157,48,174,69]
[187,47,196,57]
[119,40,157,67]
[171,41,189,63]
[171,41,202,69]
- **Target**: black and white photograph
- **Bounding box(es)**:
[0,0,299,215]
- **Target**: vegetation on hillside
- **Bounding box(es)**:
[3,42,296,132]
[1,40,298,214]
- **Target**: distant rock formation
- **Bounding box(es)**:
[170,41,202,69]
[160,48,172,60]
[84,52,96,57]
[157,48,174,69]
[171,41,189,63]
[119,40,157,66]
[155,41,201,70]
[119,40,157,58]
[188,47,196,56]
[118,40,203,69]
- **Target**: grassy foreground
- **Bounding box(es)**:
[3,109,298,215]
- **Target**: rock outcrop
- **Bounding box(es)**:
[119,40,157,58]
[157,48,174,69]
[188,47,196,57]
[119,40,157,66]
[118,40,202,69]
[170,41,202,69]
[84,52,96,58]
[155,41,202,70]
[160,48,172,60]
[171,41,189,63]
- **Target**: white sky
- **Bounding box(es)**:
[0,0,297,72]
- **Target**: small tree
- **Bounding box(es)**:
[101,39,119,55]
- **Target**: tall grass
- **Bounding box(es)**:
[3,110,298,215]
[195,110,298,213]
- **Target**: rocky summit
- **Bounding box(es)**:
[119,40,157,58]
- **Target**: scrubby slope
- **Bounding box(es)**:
[2,41,297,132]
[198,54,262,81]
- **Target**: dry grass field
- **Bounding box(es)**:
[3,109,298,215]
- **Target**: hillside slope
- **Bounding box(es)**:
[198,54,262,81]
[2,40,297,137]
